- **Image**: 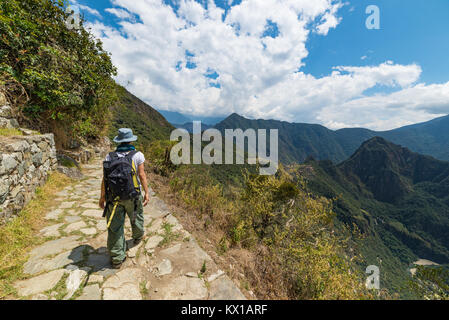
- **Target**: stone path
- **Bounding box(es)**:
[13,158,246,300]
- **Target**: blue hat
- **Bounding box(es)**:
[113,128,138,143]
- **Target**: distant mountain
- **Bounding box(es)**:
[158,110,226,126]
[299,137,449,294]
[340,137,449,203]
[158,110,192,126]
[215,113,449,164]
[173,122,213,133]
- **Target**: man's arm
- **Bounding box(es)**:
[99,178,106,209]
[138,163,150,206]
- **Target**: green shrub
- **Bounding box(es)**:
[0,0,117,141]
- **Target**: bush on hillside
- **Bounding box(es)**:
[0,0,117,144]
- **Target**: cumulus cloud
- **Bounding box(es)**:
[86,0,449,130]
[105,8,134,20]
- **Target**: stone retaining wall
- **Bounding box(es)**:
[0,91,58,222]
[0,134,58,222]
[0,91,19,129]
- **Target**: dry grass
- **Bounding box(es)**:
[148,171,265,299]
[0,172,72,299]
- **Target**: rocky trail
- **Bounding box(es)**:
[12,157,246,300]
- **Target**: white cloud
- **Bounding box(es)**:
[105,8,134,20]
[70,1,102,18]
[79,5,102,18]
[86,0,449,131]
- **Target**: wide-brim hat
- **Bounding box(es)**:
[113,128,138,143]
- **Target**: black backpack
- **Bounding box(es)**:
[103,150,140,202]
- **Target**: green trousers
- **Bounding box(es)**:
[105,194,144,264]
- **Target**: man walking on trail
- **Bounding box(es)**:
[99,128,150,269]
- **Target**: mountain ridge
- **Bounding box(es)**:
[298,137,449,294]
[214,113,449,163]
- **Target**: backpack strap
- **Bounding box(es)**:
[125,150,141,192]
[108,151,119,161]
[124,150,138,160]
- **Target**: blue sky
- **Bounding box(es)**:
[70,0,449,130]
[302,0,449,85]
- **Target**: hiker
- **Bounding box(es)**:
[99,128,150,269]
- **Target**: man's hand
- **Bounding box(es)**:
[99,197,105,210]
[143,193,150,207]
[138,163,150,207]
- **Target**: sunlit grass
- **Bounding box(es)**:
[0,128,22,136]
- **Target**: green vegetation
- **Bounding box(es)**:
[0,172,72,299]
[0,128,22,136]
[3,0,447,301]
[0,0,117,145]
[159,222,180,247]
[216,113,449,164]
[167,160,370,299]
[409,265,449,300]
[299,137,449,297]
[109,85,174,148]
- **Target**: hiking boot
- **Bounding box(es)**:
[133,237,143,246]
[112,257,126,269]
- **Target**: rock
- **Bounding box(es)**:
[86,253,113,275]
[65,269,88,300]
[45,209,63,220]
[173,239,212,271]
[10,185,22,198]
[65,264,80,271]
[31,152,43,166]
[185,272,198,278]
[55,189,70,197]
[39,223,64,237]
[59,201,76,209]
[207,270,225,282]
[18,128,35,136]
[165,214,182,231]
[87,274,104,284]
[1,154,18,174]
[64,216,82,224]
[148,219,163,233]
[24,245,86,275]
[145,235,163,251]
[31,294,49,300]
[14,269,66,297]
[137,252,149,267]
[28,236,80,260]
[80,202,98,209]
[96,220,107,231]
[156,276,207,300]
[0,105,12,118]
[64,221,87,233]
[209,276,246,300]
[82,209,103,218]
[5,140,30,153]
[57,166,84,180]
[0,117,19,128]
[155,259,173,276]
[127,241,143,258]
[102,268,143,300]
[77,284,101,300]
[160,243,182,256]
[80,227,97,236]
